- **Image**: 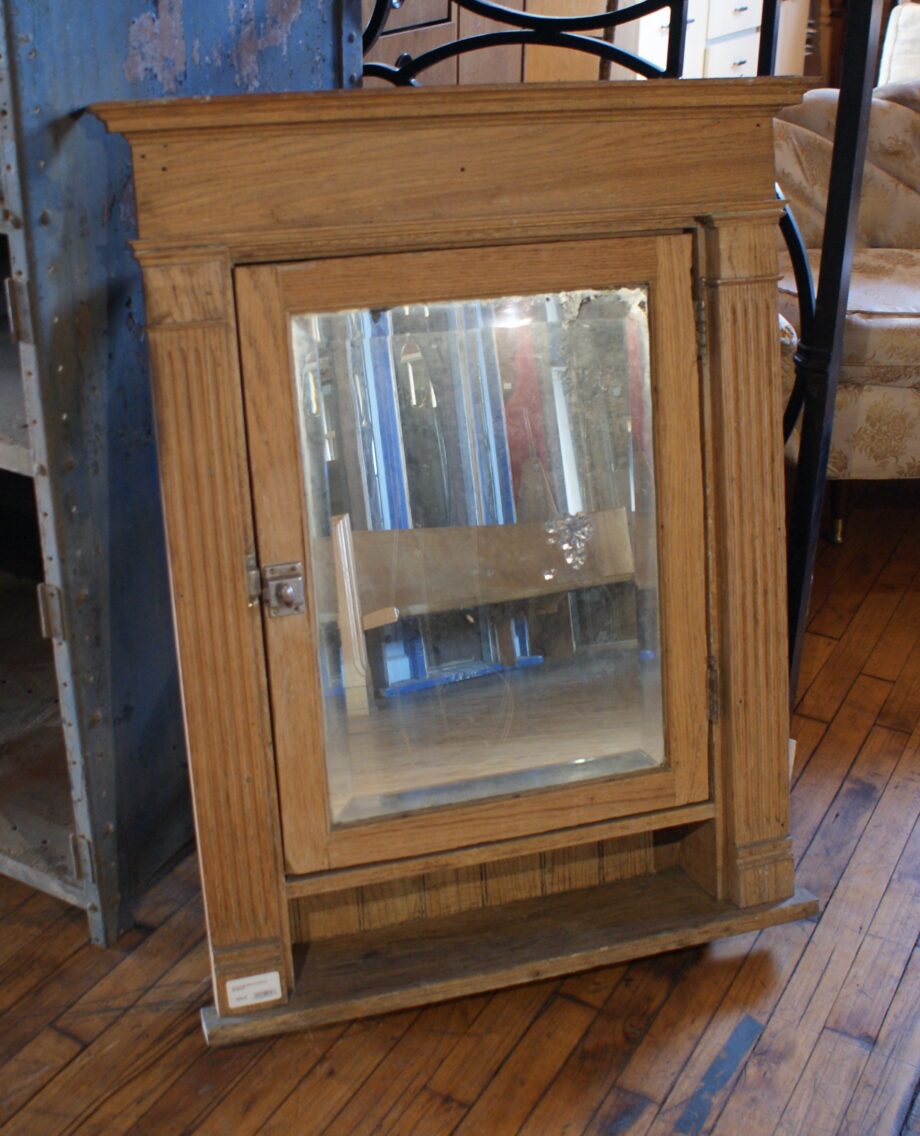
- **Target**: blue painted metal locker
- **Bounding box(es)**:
[0,0,360,943]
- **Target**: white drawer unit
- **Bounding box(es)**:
[707,0,763,42]
[704,29,761,77]
[615,0,805,80]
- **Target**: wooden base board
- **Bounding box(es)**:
[202,869,817,1046]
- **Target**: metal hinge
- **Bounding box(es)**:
[4,276,32,344]
[37,581,65,641]
[68,833,96,883]
[707,654,720,724]
[246,554,306,618]
[245,552,261,607]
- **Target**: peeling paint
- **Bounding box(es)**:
[234,0,303,89]
[125,0,188,93]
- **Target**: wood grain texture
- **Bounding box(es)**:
[193,1025,345,1136]
[96,79,809,132]
[801,525,920,724]
[481,853,545,906]
[284,802,715,898]
[795,631,836,701]
[94,81,805,262]
[649,234,709,807]
[0,506,915,1130]
[1,940,210,1134]
[233,264,331,875]
[459,0,524,84]
[524,0,603,82]
[240,1013,419,1136]
[863,561,920,682]
[420,864,484,920]
[879,636,920,734]
[796,724,907,906]
[702,214,793,907]
[453,993,598,1134]
[517,953,693,1136]
[839,944,920,1136]
[278,232,659,314]
[313,997,490,1136]
[711,721,920,1136]
[203,873,817,1045]
[289,829,667,943]
[806,505,893,625]
[142,257,291,1015]
[791,674,893,864]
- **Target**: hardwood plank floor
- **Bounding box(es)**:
[1,505,918,1135]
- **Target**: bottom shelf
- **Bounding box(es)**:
[0,569,83,905]
[203,869,818,1046]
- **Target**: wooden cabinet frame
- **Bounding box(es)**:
[96,80,815,1044]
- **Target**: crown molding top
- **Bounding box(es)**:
[93,78,812,136]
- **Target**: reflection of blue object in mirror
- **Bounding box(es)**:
[382,639,412,684]
[379,656,543,699]
[291,286,665,824]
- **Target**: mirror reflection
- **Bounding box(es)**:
[290,287,663,824]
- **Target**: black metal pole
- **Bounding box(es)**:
[786,0,886,702]
[757,0,782,75]
[664,0,688,77]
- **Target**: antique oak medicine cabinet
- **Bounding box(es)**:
[96,80,815,1045]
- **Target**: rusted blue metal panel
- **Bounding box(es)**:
[0,0,361,942]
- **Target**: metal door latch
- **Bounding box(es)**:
[261,562,306,618]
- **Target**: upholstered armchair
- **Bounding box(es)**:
[773,5,920,538]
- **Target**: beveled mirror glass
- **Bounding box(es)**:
[290,287,663,824]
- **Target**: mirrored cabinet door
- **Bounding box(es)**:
[238,235,709,874]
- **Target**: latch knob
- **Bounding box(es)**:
[260,562,306,618]
[277,582,297,608]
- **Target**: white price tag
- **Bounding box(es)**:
[225,970,283,1010]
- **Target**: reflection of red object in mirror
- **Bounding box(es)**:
[503,324,549,513]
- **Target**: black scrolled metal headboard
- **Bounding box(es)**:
[362,0,690,85]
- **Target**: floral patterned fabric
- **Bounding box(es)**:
[775,81,920,480]
[774,89,920,250]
